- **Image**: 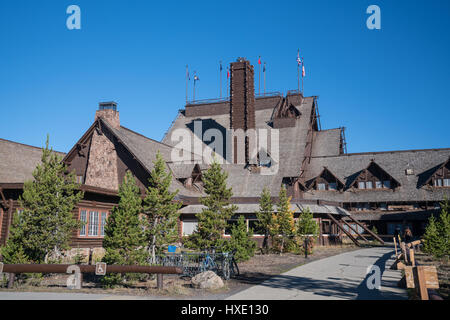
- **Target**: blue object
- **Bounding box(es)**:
[168,245,176,253]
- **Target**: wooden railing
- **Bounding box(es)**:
[391,238,443,300]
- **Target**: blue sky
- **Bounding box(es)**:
[0,0,449,153]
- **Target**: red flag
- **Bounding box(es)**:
[227,67,230,78]
[258,56,261,65]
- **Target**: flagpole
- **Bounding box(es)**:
[259,56,261,95]
[302,57,304,95]
[219,61,222,98]
[193,71,196,102]
[263,62,266,95]
[297,49,300,93]
[186,65,188,104]
[227,66,229,98]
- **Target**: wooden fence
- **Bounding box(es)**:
[0,263,182,290]
[391,238,443,300]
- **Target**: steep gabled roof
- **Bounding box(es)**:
[307,166,345,190]
[420,156,450,187]
[347,160,401,189]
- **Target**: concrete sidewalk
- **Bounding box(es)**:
[227,246,407,300]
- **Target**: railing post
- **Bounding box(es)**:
[157,274,163,290]
[8,273,15,289]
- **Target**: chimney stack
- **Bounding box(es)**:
[95,101,120,129]
[230,58,256,130]
[230,58,256,165]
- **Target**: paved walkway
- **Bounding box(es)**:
[227,246,407,300]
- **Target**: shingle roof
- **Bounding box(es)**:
[0,138,66,183]
[302,149,450,202]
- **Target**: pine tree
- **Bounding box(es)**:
[424,199,450,259]
[273,186,295,254]
[102,171,148,287]
[296,207,319,255]
[225,215,256,262]
[143,152,181,263]
[255,186,274,254]
[2,136,83,263]
[438,199,450,259]
[1,214,30,264]
[423,215,440,257]
[296,207,319,240]
[186,158,237,250]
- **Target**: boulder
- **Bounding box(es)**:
[191,271,224,290]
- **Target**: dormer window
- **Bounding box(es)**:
[309,167,345,191]
[422,157,450,188]
[350,161,400,191]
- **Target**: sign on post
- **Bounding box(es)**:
[95,262,107,276]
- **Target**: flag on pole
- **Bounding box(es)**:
[220,62,222,71]
[194,74,199,81]
[227,67,230,78]
[186,65,190,80]
[263,62,266,73]
[297,49,301,66]
[258,56,261,65]
[302,58,305,77]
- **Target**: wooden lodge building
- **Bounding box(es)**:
[1,58,449,250]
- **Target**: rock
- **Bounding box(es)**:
[191,271,224,290]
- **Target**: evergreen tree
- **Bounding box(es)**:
[1,214,30,264]
[296,207,319,240]
[296,207,319,255]
[102,171,148,287]
[1,136,83,263]
[255,186,274,254]
[423,215,440,257]
[186,158,237,250]
[423,199,450,259]
[438,199,450,259]
[225,215,256,262]
[143,152,181,263]
[273,186,295,254]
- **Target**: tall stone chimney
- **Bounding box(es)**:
[230,58,256,164]
[95,101,120,129]
[85,101,120,190]
[230,58,256,130]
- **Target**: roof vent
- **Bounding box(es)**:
[405,168,414,175]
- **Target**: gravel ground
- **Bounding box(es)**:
[0,245,359,299]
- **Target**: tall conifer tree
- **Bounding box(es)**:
[144,152,181,263]
[255,186,275,254]
[274,186,295,254]
[1,136,83,263]
[186,158,237,250]
[102,171,148,287]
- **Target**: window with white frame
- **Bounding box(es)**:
[79,208,109,238]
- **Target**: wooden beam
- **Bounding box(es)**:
[347,215,385,244]
[325,212,360,246]
[341,219,369,242]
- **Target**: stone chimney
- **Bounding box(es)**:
[230,58,256,131]
[230,58,256,165]
[95,101,120,129]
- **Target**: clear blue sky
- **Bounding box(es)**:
[1,0,449,154]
